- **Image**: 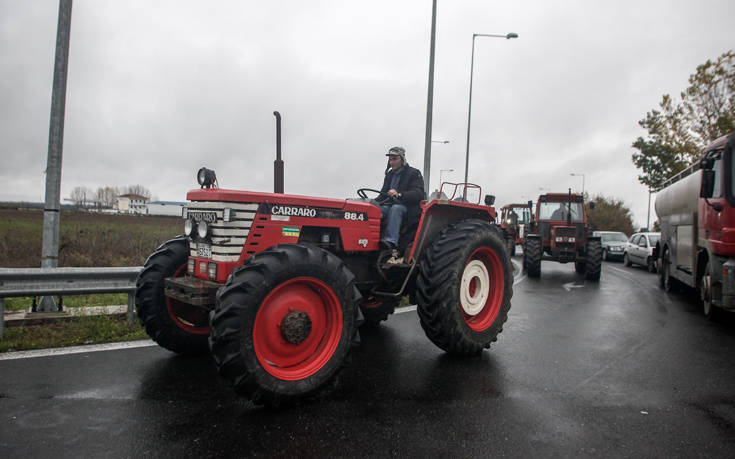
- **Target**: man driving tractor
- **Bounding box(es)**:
[375,146,425,258]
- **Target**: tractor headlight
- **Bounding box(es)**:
[197,220,209,239]
[184,219,194,236]
[568,237,576,243]
[187,258,195,275]
[207,262,217,280]
[555,237,563,242]
[197,167,217,188]
[223,207,232,222]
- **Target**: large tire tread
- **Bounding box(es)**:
[416,219,513,356]
[135,237,210,355]
[209,243,361,406]
[524,237,542,278]
[585,239,602,281]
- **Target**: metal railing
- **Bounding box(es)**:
[0,267,142,338]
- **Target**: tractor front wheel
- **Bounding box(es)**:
[523,237,542,278]
[135,237,210,355]
[585,239,602,281]
[416,220,512,356]
[209,244,360,406]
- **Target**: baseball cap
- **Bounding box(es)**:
[386,146,406,157]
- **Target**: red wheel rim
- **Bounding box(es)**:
[165,265,210,335]
[253,277,343,380]
[461,247,504,331]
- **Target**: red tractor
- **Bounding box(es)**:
[522,190,601,281]
[135,171,513,405]
[499,202,533,256]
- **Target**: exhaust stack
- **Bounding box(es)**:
[274,111,284,194]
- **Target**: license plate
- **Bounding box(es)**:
[189,211,217,223]
[197,243,211,258]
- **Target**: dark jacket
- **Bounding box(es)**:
[378,164,426,227]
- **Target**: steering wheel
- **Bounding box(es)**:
[357,188,394,201]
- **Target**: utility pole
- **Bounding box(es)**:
[39,0,73,312]
[422,0,437,195]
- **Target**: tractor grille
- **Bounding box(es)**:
[185,201,258,262]
[555,226,576,237]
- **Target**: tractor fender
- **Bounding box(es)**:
[407,200,496,263]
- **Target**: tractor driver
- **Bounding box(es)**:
[551,202,568,220]
[376,146,425,252]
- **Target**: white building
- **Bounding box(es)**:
[147,200,186,217]
[115,194,149,214]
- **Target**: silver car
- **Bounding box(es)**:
[624,232,660,272]
[593,231,628,261]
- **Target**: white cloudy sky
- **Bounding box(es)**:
[1,0,733,229]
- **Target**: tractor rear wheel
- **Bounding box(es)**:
[359,296,398,327]
[416,220,512,356]
[585,239,602,281]
[135,237,210,355]
[209,244,360,406]
[524,237,542,278]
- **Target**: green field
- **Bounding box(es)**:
[1,208,182,351]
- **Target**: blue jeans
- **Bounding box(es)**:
[380,204,407,246]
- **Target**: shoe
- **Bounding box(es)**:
[380,240,397,250]
[385,250,405,265]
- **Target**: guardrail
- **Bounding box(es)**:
[0,267,142,338]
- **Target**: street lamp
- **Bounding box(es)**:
[423,0,438,196]
[570,173,585,194]
[464,32,518,190]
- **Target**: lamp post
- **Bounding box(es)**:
[423,0,438,196]
[647,188,651,231]
[463,32,518,189]
[570,173,585,194]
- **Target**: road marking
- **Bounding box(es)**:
[562,282,585,291]
[512,259,527,286]
[0,339,157,361]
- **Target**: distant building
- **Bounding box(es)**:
[147,200,185,217]
[115,194,149,214]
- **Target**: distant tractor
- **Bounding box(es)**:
[523,190,601,280]
[135,170,513,406]
[499,202,533,256]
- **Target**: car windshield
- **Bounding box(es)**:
[599,232,627,243]
[538,201,584,222]
[648,234,660,245]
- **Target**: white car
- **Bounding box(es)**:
[623,232,660,272]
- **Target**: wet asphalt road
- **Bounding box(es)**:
[2,258,735,457]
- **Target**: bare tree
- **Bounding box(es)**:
[122,184,152,200]
[95,186,119,208]
[68,186,93,206]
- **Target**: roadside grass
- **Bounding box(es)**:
[0,208,178,351]
[0,208,181,268]
[4,293,129,312]
[0,315,148,353]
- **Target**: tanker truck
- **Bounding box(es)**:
[655,132,735,318]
